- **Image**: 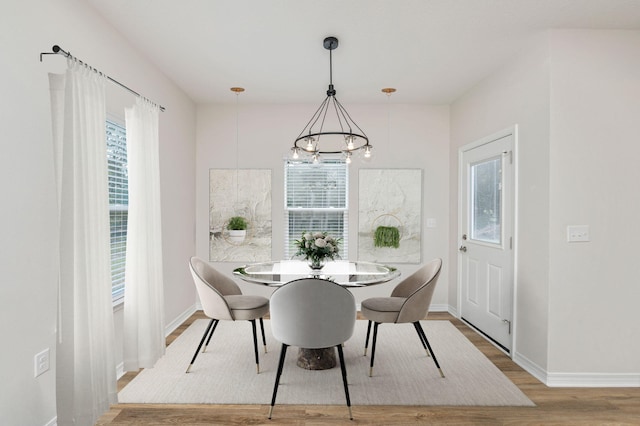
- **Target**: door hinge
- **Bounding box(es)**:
[502,319,512,334]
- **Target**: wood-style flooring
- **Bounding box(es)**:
[97,311,640,425]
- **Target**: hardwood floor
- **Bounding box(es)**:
[97,312,640,425]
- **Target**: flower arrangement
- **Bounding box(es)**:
[294,231,341,269]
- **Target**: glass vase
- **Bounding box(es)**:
[308,258,326,270]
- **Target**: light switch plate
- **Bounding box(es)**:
[567,225,590,242]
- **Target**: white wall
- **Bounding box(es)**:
[547,30,640,377]
[0,1,196,424]
[451,29,640,384]
[195,102,451,306]
[450,33,552,372]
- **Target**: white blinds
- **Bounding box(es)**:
[106,120,128,301]
[284,160,348,259]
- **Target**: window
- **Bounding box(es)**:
[106,120,128,302]
[284,160,348,259]
[470,156,502,244]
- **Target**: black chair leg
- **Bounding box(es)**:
[336,344,353,420]
[364,320,372,355]
[203,319,219,352]
[259,317,267,353]
[414,321,445,378]
[369,322,379,377]
[250,319,260,373]
[186,318,215,373]
[268,343,289,419]
[412,321,429,356]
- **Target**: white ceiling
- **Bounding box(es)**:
[86,0,640,105]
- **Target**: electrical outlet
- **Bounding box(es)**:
[567,225,590,242]
[34,348,50,378]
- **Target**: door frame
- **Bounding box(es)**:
[457,125,519,357]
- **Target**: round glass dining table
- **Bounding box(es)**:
[233,259,400,287]
[233,260,401,370]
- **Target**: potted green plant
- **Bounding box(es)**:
[374,226,400,248]
[227,216,248,243]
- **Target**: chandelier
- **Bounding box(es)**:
[291,36,371,164]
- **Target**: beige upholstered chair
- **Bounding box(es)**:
[187,256,269,374]
[268,278,356,420]
[361,258,444,378]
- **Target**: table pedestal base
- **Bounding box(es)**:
[296,347,336,370]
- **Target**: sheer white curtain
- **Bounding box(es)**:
[49,61,117,425]
[123,98,165,370]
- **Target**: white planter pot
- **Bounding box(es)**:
[228,229,246,243]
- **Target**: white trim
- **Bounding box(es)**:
[513,351,548,385]
[428,303,449,312]
[116,361,125,379]
[44,416,57,426]
[115,303,198,379]
[447,305,459,318]
[451,307,640,389]
[546,373,640,388]
[165,304,198,337]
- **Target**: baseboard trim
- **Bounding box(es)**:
[546,372,640,387]
[513,351,547,385]
[512,348,640,388]
[115,304,197,380]
[165,304,198,337]
[116,361,125,379]
[429,303,449,312]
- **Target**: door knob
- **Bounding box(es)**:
[459,245,467,252]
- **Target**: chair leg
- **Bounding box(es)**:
[259,317,267,353]
[369,322,380,377]
[363,320,372,356]
[268,343,289,419]
[414,321,445,378]
[186,318,216,373]
[412,321,429,357]
[250,319,260,374]
[336,344,353,420]
[203,319,219,353]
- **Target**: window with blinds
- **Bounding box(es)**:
[106,120,128,302]
[284,160,348,259]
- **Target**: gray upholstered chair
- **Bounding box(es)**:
[268,278,356,420]
[361,258,444,378]
[187,256,269,374]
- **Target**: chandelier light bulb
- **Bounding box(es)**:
[305,137,315,152]
[345,152,352,164]
[364,146,372,158]
[346,135,355,150]
[292,148,299,159]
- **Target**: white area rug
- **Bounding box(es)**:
[118,319,534,406]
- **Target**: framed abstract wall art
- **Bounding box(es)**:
[209,169,271,261]
[358,169,422,263]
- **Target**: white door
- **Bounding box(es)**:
[459,129,515,353]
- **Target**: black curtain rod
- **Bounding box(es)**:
[40,45,166,112]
